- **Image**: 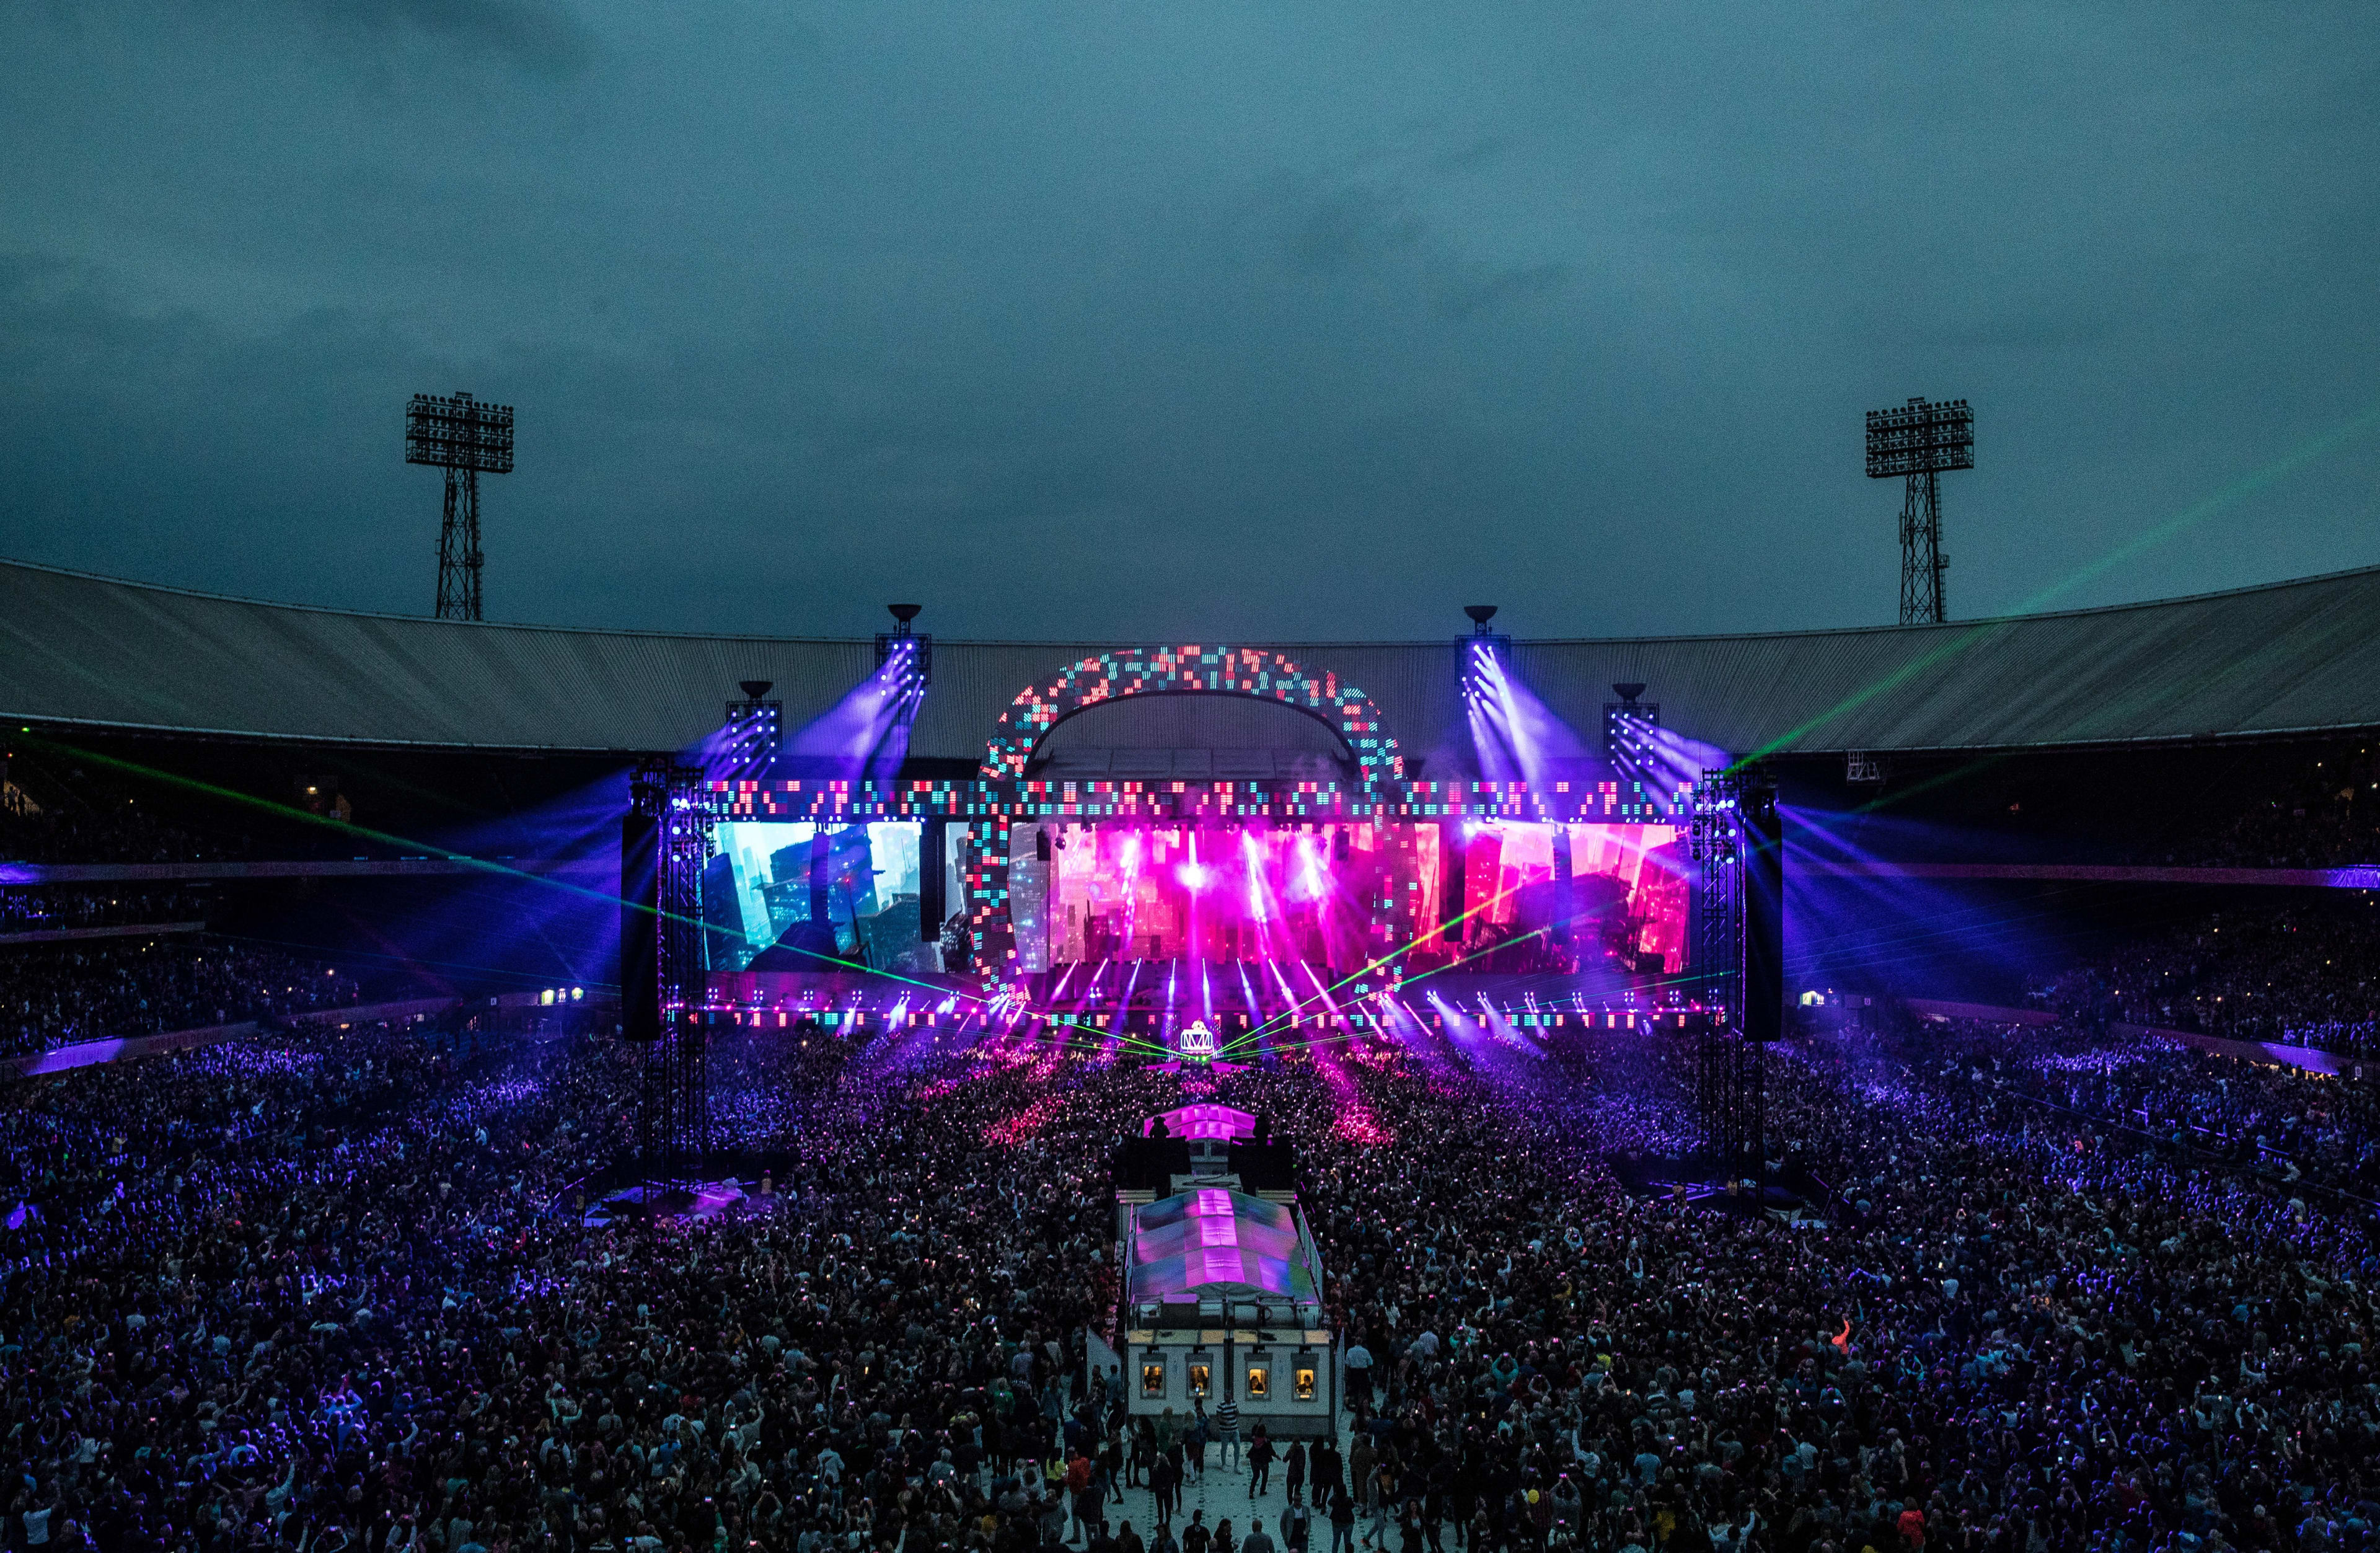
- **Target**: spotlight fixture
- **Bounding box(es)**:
[875,604,932,685]
[723,679,783,771]
[1602,684,1660,759]
[1457,606,1515,695]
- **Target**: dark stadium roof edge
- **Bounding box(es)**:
[7,555,2380,758]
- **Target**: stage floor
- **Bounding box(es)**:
[677,962,1713,1041]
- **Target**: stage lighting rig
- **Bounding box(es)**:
[876,603,932,686]
[405,391,514,622]
[723,679,782,770]
[1866,396,1972,626]
[1458,604,1513,701]
[1603,681,1661,759]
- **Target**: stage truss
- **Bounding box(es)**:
[635,759,713,1192]
[1688,767,1770,1177]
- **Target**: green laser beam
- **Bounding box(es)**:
[21,733,1004,1014]
[1727,399,2380,774]
[1254,1029,1381,1058]
[193,926,622,993]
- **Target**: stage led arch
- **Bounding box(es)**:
[980,646,1404,783]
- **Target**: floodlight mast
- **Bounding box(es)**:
[405,391,514,621]
[1865,396,1972,625]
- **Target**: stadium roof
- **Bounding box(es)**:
[6,556,2380,760]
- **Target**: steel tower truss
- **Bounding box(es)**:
[637,763,715,1193]
[1690,769,1764,1175]
[1866,396,1972,627]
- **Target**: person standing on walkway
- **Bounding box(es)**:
[1344,1342,1373,1415]
[1284,1440,1307,1505]
[1348,1438,1376,1528]
[1247,1429,1274,1498]
[1214,1392,1243,1473]
[1069,1451,1101,1545]
[1132,1418,1157,1490]
[1282,1500,1312,1553]
[1152,1453,1179,1529]
[1364,1464,1398,1550]
[1313,1439,1344,1508]
[1330,1490,1357,1553]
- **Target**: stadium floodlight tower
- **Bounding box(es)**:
[405,391,515,621]
[1865,396,1972,625]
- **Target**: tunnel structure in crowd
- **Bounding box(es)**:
[1110,1103,1335,1438]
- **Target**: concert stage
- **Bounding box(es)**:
[618,640,1776,1184]
[620,641,1766,1038]
[666,776,1703,1031]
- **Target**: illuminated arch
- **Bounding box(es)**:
[981,645,1404,782]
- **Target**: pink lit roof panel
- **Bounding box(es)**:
[1144,1104,1258,1140]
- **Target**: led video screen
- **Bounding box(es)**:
[703,821,925,972]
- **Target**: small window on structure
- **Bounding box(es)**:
[1187,1360,1211,1399]
[1141,1361,1167,1399]
[1245,1365,1269,1400]
[1294,1366,1317,1402]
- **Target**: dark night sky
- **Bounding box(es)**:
[3,2,2376,642]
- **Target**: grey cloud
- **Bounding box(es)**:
[2,4,2377,646]
[275,0,596,78]
[1285,185,1431,278]
[1434,261,1568,322]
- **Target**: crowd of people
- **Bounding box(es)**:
[2033,905,2380,1053]
[4,988,2380,1553]
[2159,752,2380,871]
[0,888,214,934]
[0,787,237,869]
[0,937,366,1054]
[1888,1015,2380,1200]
